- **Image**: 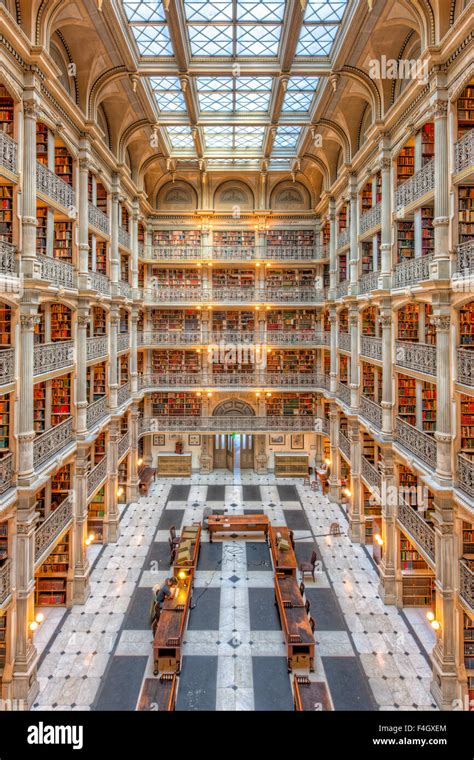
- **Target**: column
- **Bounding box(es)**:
[21,83,40,279]
[200,434,213,474]
[71,447,91,603]
[329,306,338,394]
[378,446,398,604]
[110,176,120,285]
[255,434,267,474]
[131,197,139,291]
[379,149,392,289]
[348,420,363,542]
[349,173,358,294]
[18,306,38,483]
[328,403,340,503]
[431,95,451,280]
[76,302,90,435]
[328,197,336,295]
[259,170,267,211]
[349,307,360,409]
[108,306,119,410]
[12,493,39,706]
[104,419,120,543]
[130,305,138,396]
[431,494,457,710]
[431,309,452,481]
[128,403,140,502]
[379,300,393,435]
[78,142,90,286]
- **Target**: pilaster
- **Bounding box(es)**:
[378,446,398,604]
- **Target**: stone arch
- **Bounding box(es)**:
[49,31,78,103]
[87,66,130,122]
[302,154,330,192]
[155,180,198,211]
[213,180,255,211]
[118,119,150,164]
[0,68,22,104]
[212,399,256,417]
[336,66,383,121]
[269,180,311,210]
[315,119,351,163]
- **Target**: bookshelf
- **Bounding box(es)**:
[51,375,71,425]
[338,253,347,281]
[33,382,46,433]
[213,231,254,247]
[375,173,382,203]
[36,206,48,256]
[399,464,418,506]
[95,432,106,463]
[339,309,348,333]
[35,532,70,606]
[120,254,130,284]
[362,362,375,400]
[421,207,434,256]
[397,144,415,184]
[0,613,6,676]
[0,304,11,347]
[0,522,8,564]
[363,484,381,544]
[362,306,377,336]
[458,187,474,245]
[322,223,330,247]
[118,460,128,501]
[150,392,202,416]
[421,123,434,165]
[0,394,9,453]
[424,303,436,345]
[88,487,105,542]
[462,522,474,557]
[212,268,255,289]
[267,230,314,247]
[53,221,73,263]
[151,267,201,287]
[0,185,13,244]
[460,394,474,454]
[92,306,106,336]
[397,221,415,261]
[93,362,106,400]
[51,464,70,511]
[338,204,347,233]
[54,145,73,186]
[95,240,107,275]
[398,303,419,341]
[266,268,314,289]
[152,230,201,247]
[457,81,474,138]
[459,301,474,348]
[398,375,416,425]
[463,614,474,707]
[422,381,436,434]
[36,123,48,164]
[138,263,145,288]
[152,350,200,374]
[266,309,316,333]
[339,354,348,383]
[361,241,373,274]
[0,85,14,137]
[121,206,129,232]
[266,349,315,374]
[96,182,107,215]
[88,173,93,204]
[400,537,434,606]
[51,303,72,341]
[360,182,372,213]
[212,311,254,332]
[119,355,129,383]
[266,393,315,416]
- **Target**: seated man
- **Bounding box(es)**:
[155,576,178,608]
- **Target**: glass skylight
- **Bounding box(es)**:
[149,77,186,111]
[166,126,195,149]
[204,125,265,150]
[296,0,348,57]
[273,126,301,150]
[196,77,272,112]
[282,77,319,112]
[122,1,173,56]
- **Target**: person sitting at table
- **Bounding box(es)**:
[316,460,330,494]
[155,576,178,608]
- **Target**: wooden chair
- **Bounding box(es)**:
[299,581,305,597]
[309,616,316,634]
[289,529,295,550]
[305,599,311,616]
[169,526,180,547]
[151,604,161,636]
[202,506,212,530]
[299,550,318,582]
[329,522,341,536]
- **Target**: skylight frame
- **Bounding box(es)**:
[296,0,349,58]
[195,76,273,114]
[149,76,187,112]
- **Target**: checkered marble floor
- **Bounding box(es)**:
[32,474,438,712]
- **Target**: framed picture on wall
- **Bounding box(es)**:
[188,434,201,446]
[153,434,165,446]
[270,434,285,445]
[291,433,304,450]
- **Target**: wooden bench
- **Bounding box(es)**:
[137,674,177,711]
[275,573,315,672]
[207,514,270,543]
[269,526,297,576]
[138,465,156,496]
[293,676,332,711]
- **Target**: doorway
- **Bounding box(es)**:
[213,433,254,472]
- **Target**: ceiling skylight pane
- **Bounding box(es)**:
[234,126,264,147]
[235,77,273,91]
[149,77,186,111]
[122,1,166,22]
[204,126,233,148]
[197,78,233,91]
[195,76,272,113]
[237,1,286,22]
[305,0,347,22]
[188,25,233,55]
[283,77,319,112]
[131,25,172,55]
[235,92,269,110]
[296,25,337,56]
[237,25,281,55]
[273,126,301,149]
[184,1,233,22]
[166,126,195,148]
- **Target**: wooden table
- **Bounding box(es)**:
[137,674,177,711]
[275,574,305,608]
[153,576,193,675]
[138,466,156,496]
[275,574,315,672]
[293,676,332,711]
[208,514,269,543]
[269,526,297,576]
[172,523,201,574]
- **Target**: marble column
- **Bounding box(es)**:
[431,494,457,710]
[131,198,139,291]
[78,147,90,288]
[104,419,120,543]
[431,310,452,481]
[431,96,451,281]
[379,301,394,435]
[108,306,119,410]
[128,403,140,502]
[259,171,267,211]
[328,403,340,503]
[379,151,392,290]
[378,446,398,604]
[71,447,91,603]
[348,420,363,542]
[130,305,138,396]
[110,178,120,285]
[76,303,90,435]
[329,307,338,395]
[18,308,39,483]
[349,307,360,410]
[21,88,40,279]
[328,197,336,296]
[349,174,358,294]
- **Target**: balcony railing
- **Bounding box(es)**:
[88,203,110,236]
[395,417,437,469]
[34,494,73,566]
[395,158,434,212]
[0,452,14,495]
[117,332,130,352]
[263,372,328,388]
[266,331,320,346]
[118,227,130,250]
[210,331,259,346]
[87,335,108,362]
[0,348,15,385]
[38,254,75,290]
[138,330,203,347]
[87,456,108,499]
[142,246,202,261]
[359,270,380,295]
[117,381,131,407]
[337,382,351,406]
[334,280,349,299]
[90,270,112,295]
[338,331,351,352]
[359,395,383,430]
[337,229,350,250]
[339,431,350,459]
[0,241,16,276]
[36,161,75,211]
[87,396,108,428]
[138,372,329,390]
[397,498,435,564]
[321,416,330,435]
[457,348,474,387]
[456,240,474,276]
[395,340,436,376]
[0,132,17,174]
[361,456,381,493]
[359,203,381,235]
[141,245,322,262]
[0,559,11,607]
[393,253,433,289]
[459,559,474,614]
[118,431,130,461]
[34,341,74,376]
[33,417,74,469]
[360,335,382,361]
[457,453,474,499]
[142,287,326,304]
[454,128,474,175]
[118,280,133,299]
[139,415,319,434]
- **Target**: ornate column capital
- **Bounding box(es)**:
[23,99,40,119]
[377,314,392,329]
[431,99,448,120]
[429,314,450,331]
[20,314,40,330]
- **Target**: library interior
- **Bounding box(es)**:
[0,0,472,715]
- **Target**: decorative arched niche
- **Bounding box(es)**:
[214,180,254,211]
[212,399,256,417]
[270,181,311,211]
[156,180,197,211]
